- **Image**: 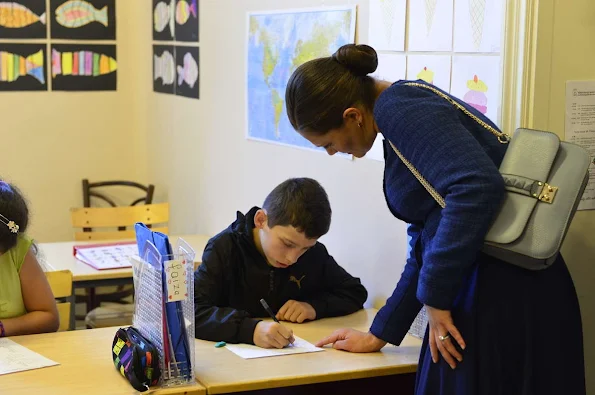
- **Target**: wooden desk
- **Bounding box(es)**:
[0,327,206,395]
[39,234,210,286]
[194,309,422,394]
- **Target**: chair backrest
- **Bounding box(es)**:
[45,270,73,331]
[70,202,170,241]
[82,179,155,208]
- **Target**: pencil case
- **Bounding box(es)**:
[112,326,161,392]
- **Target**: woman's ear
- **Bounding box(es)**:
[254,209,268,229]
[343,107,363,125]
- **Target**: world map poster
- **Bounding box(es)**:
[246,6,356,152]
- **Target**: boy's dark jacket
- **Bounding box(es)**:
[193,207,368,344]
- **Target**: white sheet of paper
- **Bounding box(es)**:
[368,0,406,51]
[372,53,406,83]
[408,0,454,51]
[565,80,595,210]
[450,55,502,125]
[224,336,324,359]
[0,339,59,375]
[453,0,504,53]
[406,55,452,92]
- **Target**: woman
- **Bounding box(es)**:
[285,44,585,394]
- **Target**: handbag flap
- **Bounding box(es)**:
[499,128,560,180]
[485,129,560,244]
[485,193,535,243]
[506,141,590,258]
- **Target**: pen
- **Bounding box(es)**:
[260,298,294,345]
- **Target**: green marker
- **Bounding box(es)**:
[215,341,226,348]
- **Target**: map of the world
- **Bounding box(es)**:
[247,7,356,150]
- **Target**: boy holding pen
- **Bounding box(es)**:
[193,178,368,349]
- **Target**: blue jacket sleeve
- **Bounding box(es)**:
[370,223,423,345]
[375,84,505,310]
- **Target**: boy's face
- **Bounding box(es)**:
[254,209,318,269]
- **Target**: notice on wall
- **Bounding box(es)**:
[565,80,595,210]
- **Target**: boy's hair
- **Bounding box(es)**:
[262,178,331,239]
[0,180,29,253]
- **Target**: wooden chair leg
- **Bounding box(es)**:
[86,287,97,312]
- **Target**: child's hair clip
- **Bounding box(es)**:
[0,181,11,192]
[7,221,19,233]
[0,214,19,234]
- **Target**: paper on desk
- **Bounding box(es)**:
[224,336,324,359]
[0,338,59,375]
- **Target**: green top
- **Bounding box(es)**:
[0,235,33,319]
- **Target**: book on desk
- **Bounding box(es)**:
[72,242,137,270]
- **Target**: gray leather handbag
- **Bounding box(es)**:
[390,82,590,270]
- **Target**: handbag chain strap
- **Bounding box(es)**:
[387,82,512,209]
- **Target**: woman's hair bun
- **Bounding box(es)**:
[331,44,378,77]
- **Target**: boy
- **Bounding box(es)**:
[194,178,367,349]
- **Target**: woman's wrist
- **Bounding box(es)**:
[367,331,387,349]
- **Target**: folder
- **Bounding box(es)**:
[134,223,192,379]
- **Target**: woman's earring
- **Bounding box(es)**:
[358,122,362,128]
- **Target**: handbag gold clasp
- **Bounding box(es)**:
[538,182,558,203]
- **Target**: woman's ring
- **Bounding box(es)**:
[438,334,451,342]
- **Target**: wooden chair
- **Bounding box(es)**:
[71,203,169,241]
[45,270,74,331]
[82,179,155,232]
[82,179,154,207]
[70,203,169,328]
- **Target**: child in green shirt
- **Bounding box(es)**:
[0,180,58,337]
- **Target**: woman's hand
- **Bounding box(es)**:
[426,305,466,369]
[315,328,387,352]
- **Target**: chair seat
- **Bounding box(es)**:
[85,303,134,329]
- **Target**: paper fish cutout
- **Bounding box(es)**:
[0,49,44,84]
[0,2,46,28]
[154,0,174,37]
[55,0,108,28]
[52,48,116,78]
[177,52,197,88]
[175,0,196,25]
[154,50,175,85]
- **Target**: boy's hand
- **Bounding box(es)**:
[276,300,316,323]
[253,321,295,349]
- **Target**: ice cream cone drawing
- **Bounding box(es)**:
[425,0,437,36]
[463,75,488,114]
[379,0,397,44]
[416,66,434,84]
[469,0,487,50]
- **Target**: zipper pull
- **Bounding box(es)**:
[268,269,275,295]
